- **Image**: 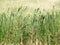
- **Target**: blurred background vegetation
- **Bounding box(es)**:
[0,0,60,45]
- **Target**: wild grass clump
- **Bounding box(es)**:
[0,7,60,45]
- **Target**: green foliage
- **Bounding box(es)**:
[0,7,60,45]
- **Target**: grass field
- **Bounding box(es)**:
[0,0,60,45]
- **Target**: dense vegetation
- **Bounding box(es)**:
[0,6,60,45]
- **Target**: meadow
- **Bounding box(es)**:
[0,6,60,45]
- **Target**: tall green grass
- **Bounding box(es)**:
[0,7,60,45]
